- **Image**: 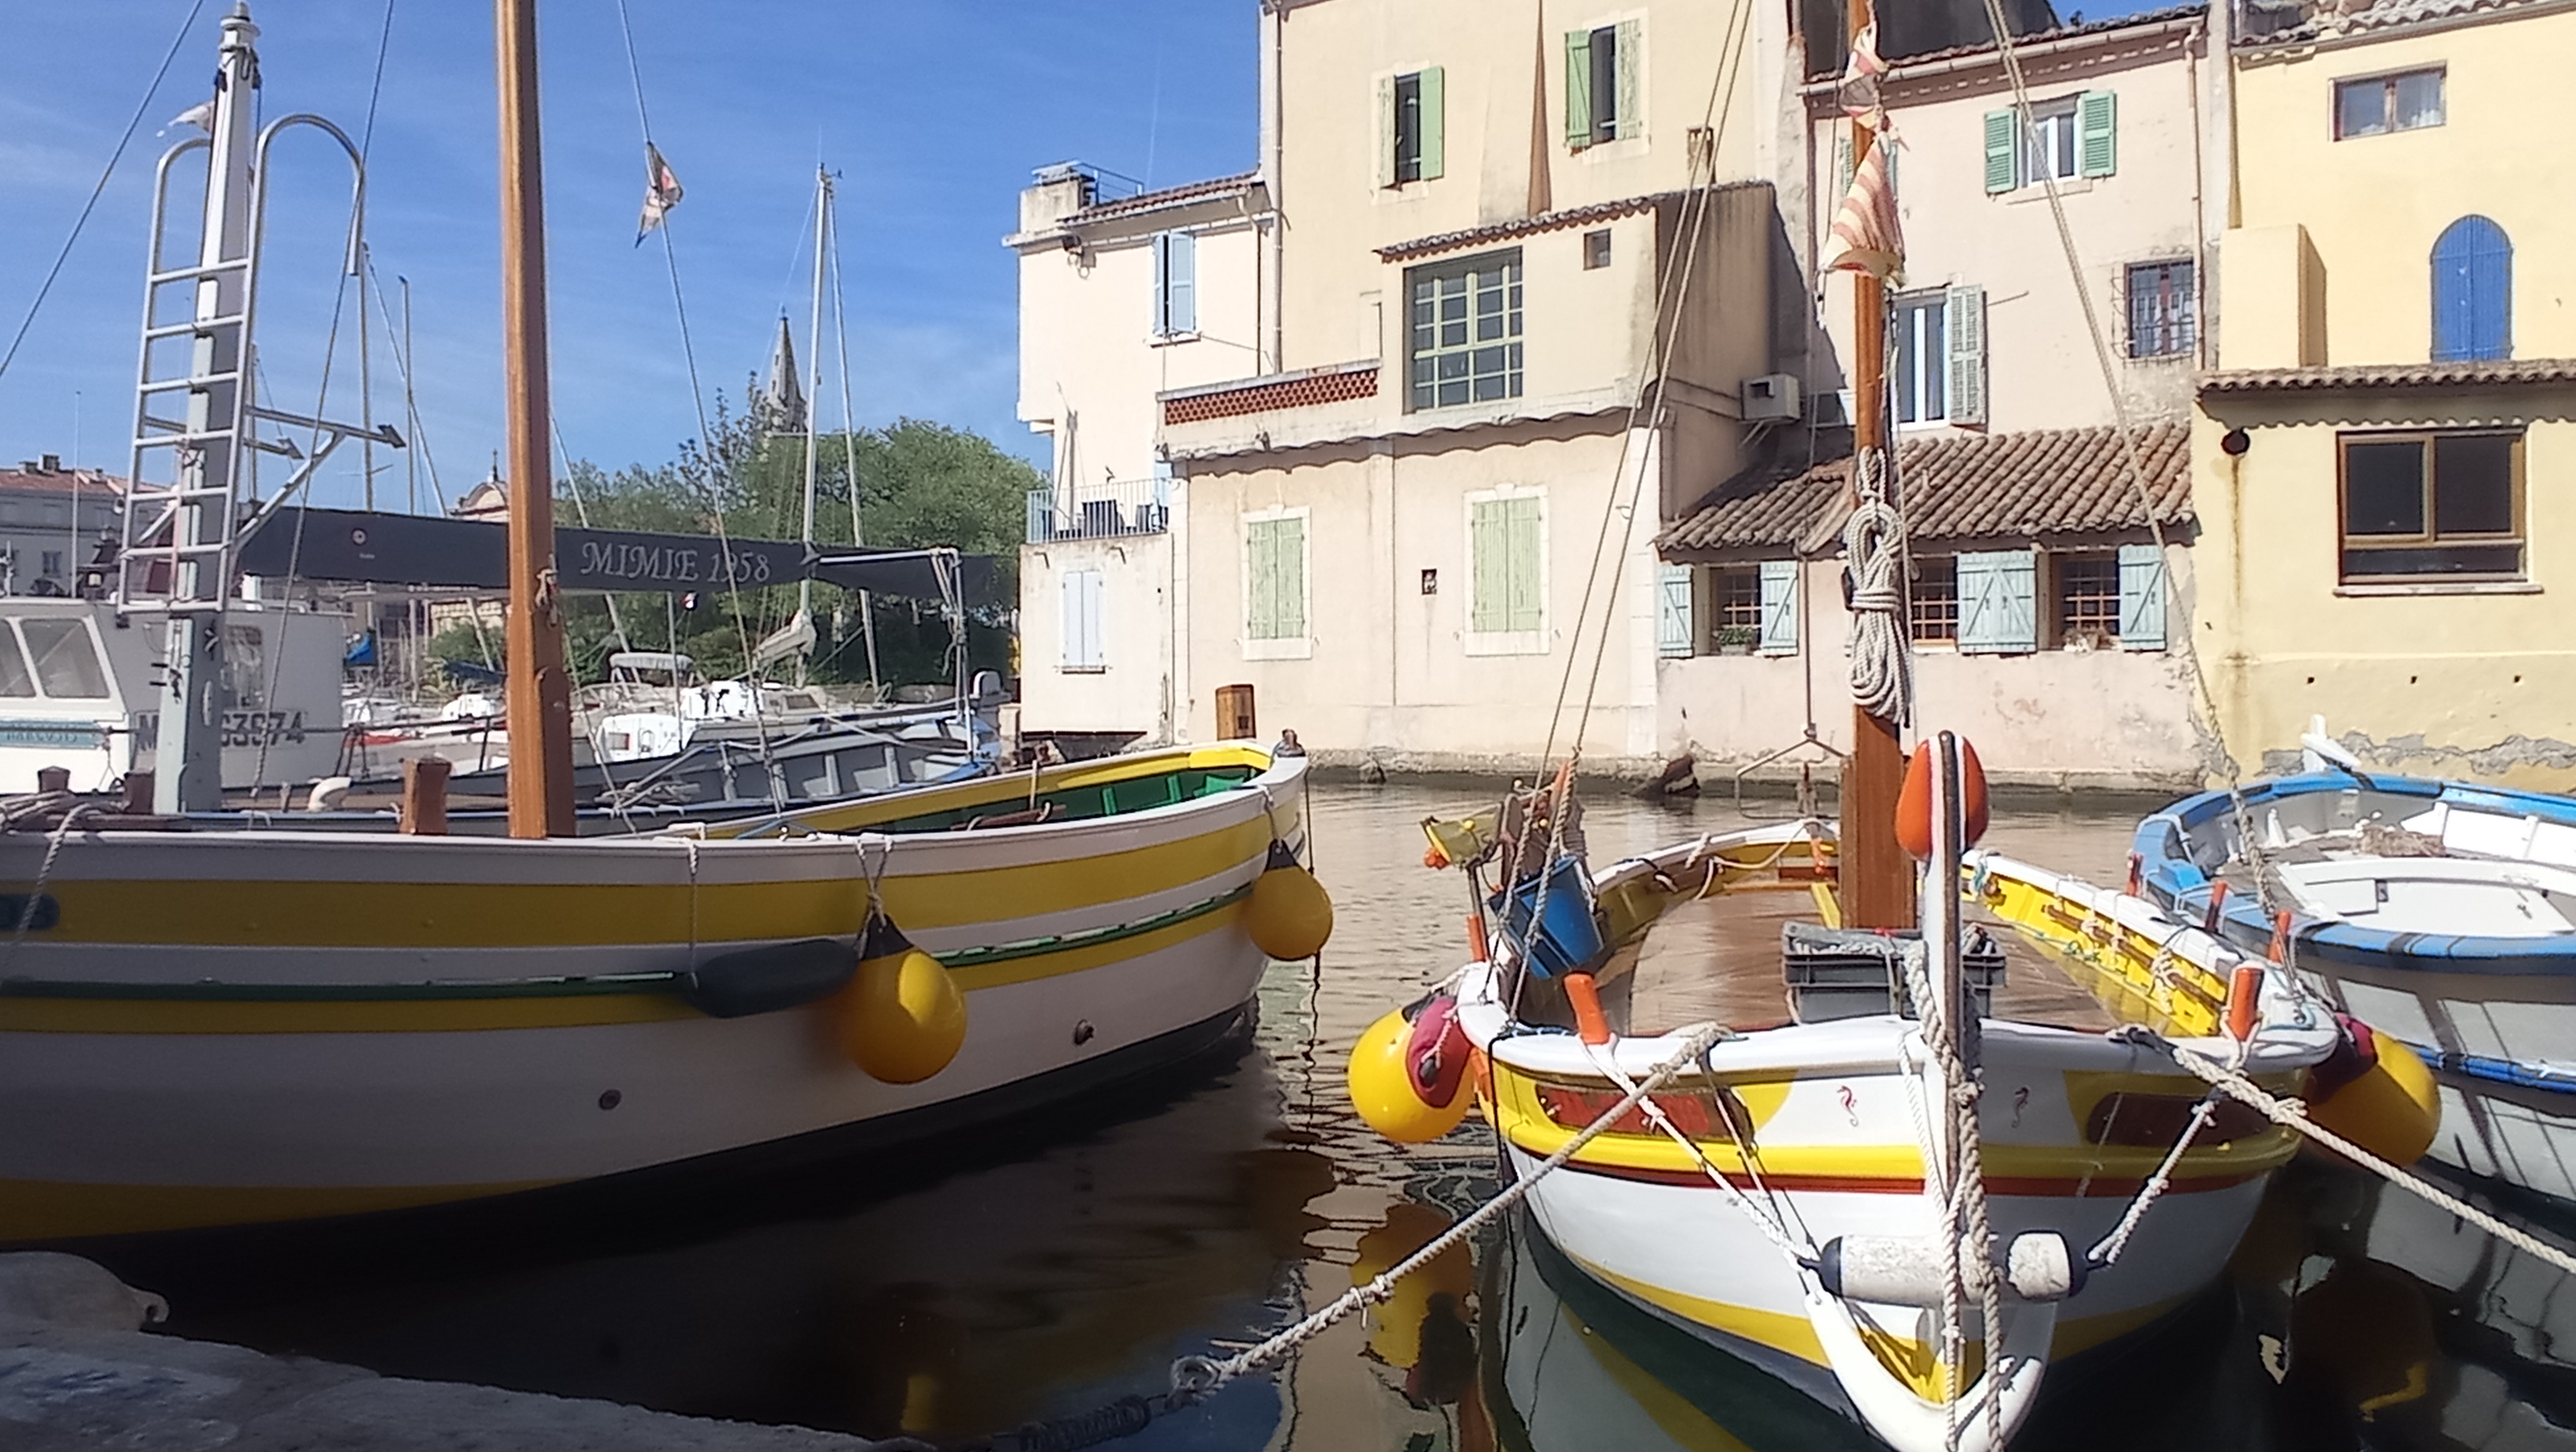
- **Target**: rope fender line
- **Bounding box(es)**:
[2117,1025,2576,1280]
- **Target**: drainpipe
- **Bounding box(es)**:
[1260,1,1286,375]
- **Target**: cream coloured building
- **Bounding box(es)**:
[1144,0,1809,769]
[2201,0,2576,786]
[1657,6,2221,789]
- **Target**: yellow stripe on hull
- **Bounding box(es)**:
[0,1175,560,1243]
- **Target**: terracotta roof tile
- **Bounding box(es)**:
[2240,0,2551,44]
[1066,171,1261,226]
[2200,357,2576,395]
[1659,422,2192,556]
[0,468,124,496]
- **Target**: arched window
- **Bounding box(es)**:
[2432,216,2511,362]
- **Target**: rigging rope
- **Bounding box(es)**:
[1842,450,1912,725]
[0,0,211,383]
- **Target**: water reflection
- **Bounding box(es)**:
[127,783,2576,1449]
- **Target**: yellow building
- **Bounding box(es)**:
[2203,0,2576,785]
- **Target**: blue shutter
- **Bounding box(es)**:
[1657,563,1694,657]
[2117,543,2166,650]
[1758,559,1799,654]
[1167,231,1196,335]
[1956,549,2036,654]
[2432,215,2511,362]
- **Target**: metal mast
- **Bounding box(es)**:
[796,167,829,687]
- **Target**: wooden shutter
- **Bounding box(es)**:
[1418,66,1445,180]
[1166,231,1196,335]
[1564,30,1593,148]
[1758,559,1799,654]
[2078,91,2117,178]
[1946,283,1986,426]
[2117,543,2166,650]
[1247,522,1279,638]
[1614,20,1642,140]
[2432,216,2513,362]
[1657,563,1694,657]
[1956,549,2035,653]
[1276,518,1306,638]
[1061,571,1103,668]
[1983,110,2016,193]
[1505,496,1543,631]
[1376,73,1397,189]
[1470,501,1506,632]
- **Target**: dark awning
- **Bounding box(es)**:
[235,507,990,604]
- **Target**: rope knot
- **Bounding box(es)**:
[1167,1356,1224,1405]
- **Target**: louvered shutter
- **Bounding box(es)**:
[1565,31,1593,148]
[1983,110,2016,193]
[1956,549,2035,653]
[2078,91,2117,178]
[1614,21,1642,140]
[1166,231,1196,335]
[1080,571,1105,667]
[1657,563,1694,657]
[1276,518,1306,638]
[1418,67,1445,180]
[1946,284,1986,425]
[1376,74,1397,189]
[1758,559,1799,654]
[2432,216,2513,362]
[1060,572,1083,666]
[1248,522,1279,638]
[1505,497,1543,631]
[1471,502,1506,632]
[2117,543,2165,650]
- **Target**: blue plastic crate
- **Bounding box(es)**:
[1495,857,1606,979]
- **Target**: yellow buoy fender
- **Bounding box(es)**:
[2307,1016,2440,1167]
[842,914,968,1084]
[1347,997,1473,1144]
[1246,840,1334,961]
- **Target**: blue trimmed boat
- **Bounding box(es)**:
[2135,768,2576,1199]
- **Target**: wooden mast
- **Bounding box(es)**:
[496,0,576,836]
[1838,0,1915,929]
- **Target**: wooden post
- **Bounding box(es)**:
[495,0,575,837]
[400,756,451,836]
[1837,0,1915,930]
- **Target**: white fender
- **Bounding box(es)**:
[1802,1270,2057,1452]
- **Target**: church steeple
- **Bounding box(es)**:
[762,314,807,434]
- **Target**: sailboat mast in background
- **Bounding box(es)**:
[494,0,575,836]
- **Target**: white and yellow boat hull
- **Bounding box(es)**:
[0,743,1306,1242]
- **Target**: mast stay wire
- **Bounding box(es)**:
[615,0,781,803]
[826,189,885,691]
[0,0,212,384]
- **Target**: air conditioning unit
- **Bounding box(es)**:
[1741,372,1802,422]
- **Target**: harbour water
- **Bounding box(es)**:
[111,783,2576,1450]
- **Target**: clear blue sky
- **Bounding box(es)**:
[0,0,1256,509]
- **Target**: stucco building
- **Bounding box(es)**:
[2201,0,2576,787]
[0,458,123,597]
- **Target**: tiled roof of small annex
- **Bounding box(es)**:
[1378,191,1680,262]
[2200,357,2576,394]
[1803,3,2204,85]
[1659,422,2192,556]
[1064,170,1261,227]
[2238,0,2554,45]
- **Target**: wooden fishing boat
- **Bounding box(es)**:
[1398,775,2359,1452]
[0,739,1320,1244]
[2136,763,2576,1201]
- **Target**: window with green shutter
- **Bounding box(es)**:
[1387,67,1445,185]
[1566,23,1636,148]
[1470,495,1543,635]
[2078,91,2117,178]
[1245,516,1307,641]
[1657,563,1694,657]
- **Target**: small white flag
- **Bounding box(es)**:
[636,142,683,246]
[159,101,214,137]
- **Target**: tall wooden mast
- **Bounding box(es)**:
[1837,0,1915,929]
[496,0,575,836]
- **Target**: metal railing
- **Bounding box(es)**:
[1026,477,1172,543]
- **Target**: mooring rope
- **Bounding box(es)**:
[2117,1026,2576,1279]
[1842,450,1912,727]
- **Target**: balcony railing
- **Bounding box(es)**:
[1026,477,1171,544]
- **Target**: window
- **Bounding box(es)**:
[2126,260,2196,358]
[2056,554,2122,648]
[1379,68,1445,187]
[19,619,107,698]
[223,623,264,709]
[1565,21,1641,149]
[38,551,61,578]
[1408,251,1523,410]
[1984,92,2116,193]
[1470,493,1544,641]
[2432,216,2510,362]
[1893,294,1945,425]
[1245,515,1309,643]
[1150,231,1196,339]
[1583,229,1612,270]
[1713,566,1763,635]
[2335,68,2443,139]
[1910,556,1960,642]
[1060,570,1104,671]
[2339,431,2523,580]
[0,629,31,698]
